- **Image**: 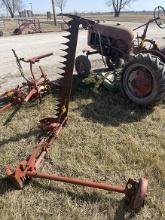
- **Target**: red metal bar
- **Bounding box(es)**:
[24,88,37,102]
[35,151,47,169]
[27,172,125,193]
[36,77,47,86]
[30,62,37,82]
[0,102,13,113]
[28,53,53,63]
[39,66,47,78]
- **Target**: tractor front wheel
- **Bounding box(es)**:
[75,55,91,77]
[121,53,165,106]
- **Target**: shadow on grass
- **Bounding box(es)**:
[0,177,137,219]
[114,198,136,220]
[71,75,154,127]
[0,177,17,195]
[32,180,135,219]
[0,128,40,146]
[3,104,22,126]
[32,179,104,204]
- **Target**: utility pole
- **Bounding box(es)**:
[29,3,33,16]
[51,0,57,25]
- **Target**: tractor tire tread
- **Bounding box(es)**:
[122,53,165,105]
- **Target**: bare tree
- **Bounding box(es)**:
[106,0,135,17]
[56,0,67,14]
[0,0,23,18]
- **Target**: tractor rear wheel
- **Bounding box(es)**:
[75,55,91,77]
[121,53,165,105]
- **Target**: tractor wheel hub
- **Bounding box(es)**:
[128,68,153,97]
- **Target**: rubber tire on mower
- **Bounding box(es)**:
[75,55,91,77]
[121,53,165,106]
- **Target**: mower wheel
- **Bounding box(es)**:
[121,53,165,105]
[75,55,91,77]
[132,178,148,212]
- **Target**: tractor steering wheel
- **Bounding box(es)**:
[154,6,165,29]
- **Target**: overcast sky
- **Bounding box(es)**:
[22,0,165,13]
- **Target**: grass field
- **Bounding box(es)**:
[0,76,164,220]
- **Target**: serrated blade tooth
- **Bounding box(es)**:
[59,61,67,65]
[58,67,66,71]
[61,42,70,47]
[56,73,63,76]
[56,99,63,103]
[61,48,70,53]
[66,20,72,26]
[56,101,63,106]
[62,35,71,40]
[60,72,66,76]
[55,108,61,112]
[65,27,72,32]
[61,55,69,59]
[56,103,62,107]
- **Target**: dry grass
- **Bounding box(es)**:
[2,20,65,36]
[0,76,164,220]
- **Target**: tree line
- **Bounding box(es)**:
[0,0,136,18]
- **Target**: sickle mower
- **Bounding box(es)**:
[6,15,148,213]
[0,50,53,114]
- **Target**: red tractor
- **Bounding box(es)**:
[75,6,165,106]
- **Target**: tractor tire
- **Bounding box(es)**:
[121,53,165,106]
[75,55,91,77]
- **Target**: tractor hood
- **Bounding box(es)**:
[92,23,134,44]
